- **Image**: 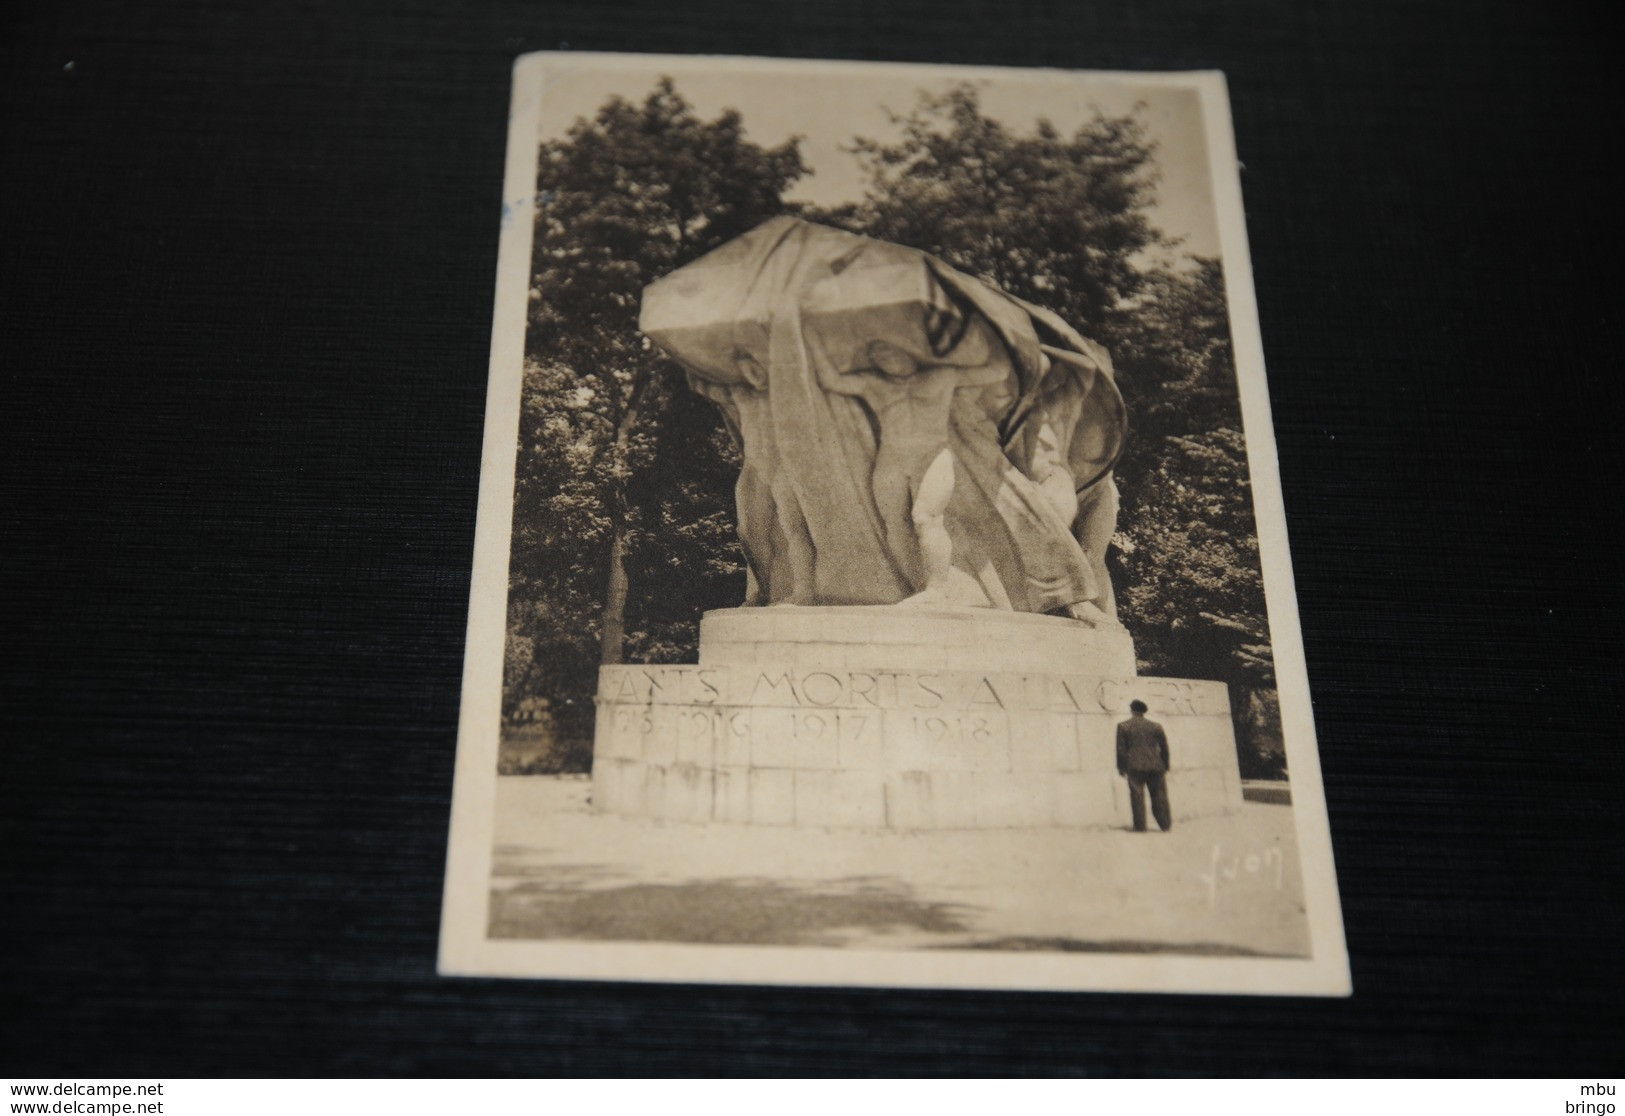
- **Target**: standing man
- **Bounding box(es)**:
[1117,699,1172,832]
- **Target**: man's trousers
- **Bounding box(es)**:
[1125,771,1172,831]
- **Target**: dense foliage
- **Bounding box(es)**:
[504,79,804,742]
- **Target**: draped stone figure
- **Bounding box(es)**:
[596,217,1245,834]
[639,216,1126,625]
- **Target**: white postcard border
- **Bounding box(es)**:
[439,52,1350,996]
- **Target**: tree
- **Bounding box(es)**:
[1114,428,1272,699]
[835,84,1165,338]
[505,80,807,741]
[1106,258,1278,765]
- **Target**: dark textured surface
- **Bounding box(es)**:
[3,0,1621,1076]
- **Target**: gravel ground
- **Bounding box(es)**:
[489,775,1310,957]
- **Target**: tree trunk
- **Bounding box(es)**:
[598,384,646,666]
[599,518,629,665]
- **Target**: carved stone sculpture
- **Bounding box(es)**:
[640,216,1126,624]
[595,216,1243,832]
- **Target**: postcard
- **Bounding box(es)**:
[439,51,1348,995]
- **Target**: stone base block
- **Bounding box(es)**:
[591,613,1241,831]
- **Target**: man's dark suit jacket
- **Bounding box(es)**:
[1116,714,1170,774]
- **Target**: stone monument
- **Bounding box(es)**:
[592,217,1240,829]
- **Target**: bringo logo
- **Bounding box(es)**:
[1568,1083,1617,1115]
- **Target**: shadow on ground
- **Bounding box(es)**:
[947,936,1300,958]
[488,870,977,947]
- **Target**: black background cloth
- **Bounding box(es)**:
[2,0,1621,1076]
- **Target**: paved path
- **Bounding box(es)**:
[489,775,1310,957]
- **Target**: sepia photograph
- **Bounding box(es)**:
[13,0,1622,1080]
[439,51,1348,994]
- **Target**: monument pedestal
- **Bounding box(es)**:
[592,607,1241,830]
